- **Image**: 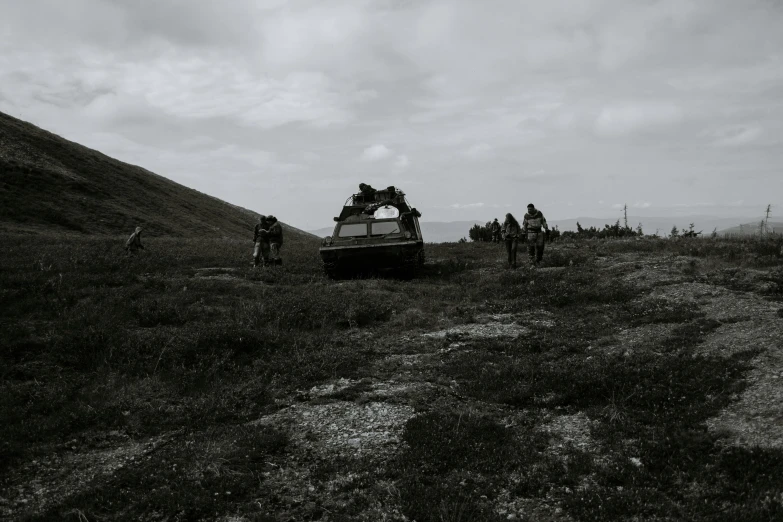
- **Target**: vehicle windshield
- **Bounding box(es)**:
[370,220,401,236]
[337,223,368,238]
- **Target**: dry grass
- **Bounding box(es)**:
[1,234,782,521]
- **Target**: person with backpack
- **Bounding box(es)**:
[490,218,502,243]
[523,203,550,266]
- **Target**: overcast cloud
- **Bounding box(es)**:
[2,0,782,229]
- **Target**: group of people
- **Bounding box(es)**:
[253,214,284,267]
[490,203,550,269]
[124,215,285,268]
[125,203,545,270]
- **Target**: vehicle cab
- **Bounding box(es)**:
[319,185,425,277]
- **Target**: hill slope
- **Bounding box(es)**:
[0,111,312,240]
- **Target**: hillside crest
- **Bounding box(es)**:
[0,111,312,240]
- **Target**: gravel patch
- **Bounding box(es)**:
[422,322,529,341]
[601,323,680,355]
[705,347,783,449]
[307,377,356,398]
[622,265,685,289]
[254,401,416,461]
[537,412,598,454]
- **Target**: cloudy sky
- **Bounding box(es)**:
[2,0,782,230]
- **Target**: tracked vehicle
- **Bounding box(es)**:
[319,185,425,278]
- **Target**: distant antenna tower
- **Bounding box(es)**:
[623,204,628,230]
[764,204,772,235]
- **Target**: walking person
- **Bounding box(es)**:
[125,226,144,254]
[253,215,270,267]
[266,215,284,266]
[523,203,550,266]
[502,213,521,269]
[490,218,501,243]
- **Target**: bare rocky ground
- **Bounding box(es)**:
[2,242,783,521]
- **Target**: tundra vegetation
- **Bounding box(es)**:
[2,232,783,521]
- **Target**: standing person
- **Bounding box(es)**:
[523,203,549,266]
[490,218,501,243]
[502,213,521,269]
[125,226,144,254]
[266,215,284,266]
[253,215,270,267]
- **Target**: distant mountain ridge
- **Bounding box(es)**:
[309,215,764,243]
[717,221,783,236]
[0,111,314,240]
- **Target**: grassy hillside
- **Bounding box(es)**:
[2,234,782,520]
[0,111,312,240]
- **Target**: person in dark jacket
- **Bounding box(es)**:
[266,215,284,266]
[523,203,549,265]
[490,218,502,243]
[125,226,144,254]
[502,213,521,269]
[253,215,270,267]
[356,183,377,204]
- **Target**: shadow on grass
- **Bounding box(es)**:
[393,410,549,522]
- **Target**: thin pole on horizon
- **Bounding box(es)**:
[623,204,628,230]
[764,204,772,234]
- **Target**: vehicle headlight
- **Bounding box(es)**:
[404,231,412,239]
[322,236,333,246]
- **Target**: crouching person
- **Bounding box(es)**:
[125,226,144,254]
